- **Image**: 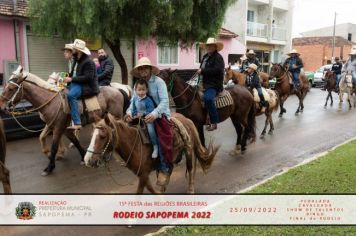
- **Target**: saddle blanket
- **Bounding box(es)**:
[252,88,271,103]
[62,94,101,114]
[215,90,234,108]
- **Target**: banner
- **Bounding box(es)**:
[0,195,351,225]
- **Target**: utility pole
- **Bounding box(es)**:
[331,12,336,62]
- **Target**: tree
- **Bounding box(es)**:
[28,0,234,84]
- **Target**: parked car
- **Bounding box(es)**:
[313,64,332,87]
[305,71,315,88]
[0,86,45,140]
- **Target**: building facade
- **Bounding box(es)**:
[301,23,356,44]
[293,36,352,71]
[223,0,294,72]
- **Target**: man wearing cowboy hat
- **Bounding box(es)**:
[126,57,171,186]
[62,43,77,78]
[283,49,304,92]
[197,37,225,131]
[246,63,267,112]
[64,39,99,130]
[330,57,343,92]
[343,49,356,83]
[240,49,261,73]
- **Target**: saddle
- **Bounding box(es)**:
[128,118,151,144]
[198,89,234,109]
[62,93,101,115]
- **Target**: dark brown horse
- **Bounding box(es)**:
[0,119,11,193]
[84,113,219,193]
[270,63,309,117]
[159,69,256,155]
[0,66,126,176]
[224,66,270,88]
[323,70,338,107]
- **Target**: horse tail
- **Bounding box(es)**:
[246,102,256,143]
[273,90,280,112]
[193,134,220,174]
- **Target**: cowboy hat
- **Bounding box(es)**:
[62,43,73,51]
[287,49,300,56]
[199,37,224,51]
[247,63,258,71]
[72,39,91,55]
[349,48,356,55]
[130,57,160,78]
[246,49,256,55]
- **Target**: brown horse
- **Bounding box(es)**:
[224,66,270,88]
[159,69,256,155]
[323,70,338,107]
[0,119,11,193]
[84,113,219,193]
[0,66,126,176]
[270,63,309,117]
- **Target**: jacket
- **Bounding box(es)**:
[200,51,225,92]
[283,56,304,73]
[240,57,261,72]
[98,56,114,86]
[246,72,261,89]
[71,54,99,97]
[131,95,155,117]
[331,62,342,75]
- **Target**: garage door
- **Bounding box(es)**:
[27,35,68,79]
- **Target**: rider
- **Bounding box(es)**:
[126,57,171,187]
[283,49,304,92]
[197,37,225,131]
[240,50,261,73]
[64,39,99,130]
[246,63,268,113]
[331,57,343,92]
[343,49,356,83]
[97,48,114,86]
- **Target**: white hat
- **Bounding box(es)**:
[62,43,73,51]
[199,37,224,51]
[130,57,160,78]
[72,39,91,55]
[247,63,258,71]
[246,49,256,55]
[287,49,300,56]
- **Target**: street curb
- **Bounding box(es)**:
[144,137,356,235]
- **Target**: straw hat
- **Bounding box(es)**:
[199,37,224,51]
[246,49,256,55]
[72,39,91,55]
[287,49,300,56]
[130,57,160,78]
[247,63,258,71]
[62,43,73,51]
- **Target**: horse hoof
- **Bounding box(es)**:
[80,161,85,165]
[229,150,240,156]
[268,130,273,135]
[187,189,195,194]
[56,155,64,161]
[278,114,283,118]
[41,171,50,176]
[260,134,265,139]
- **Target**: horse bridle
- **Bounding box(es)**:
[272,64,289,83]
[0,74,27,109]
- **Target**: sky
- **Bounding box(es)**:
[292,0,356,37]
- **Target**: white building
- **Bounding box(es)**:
[223,0,294,72]
[301,23,356,44]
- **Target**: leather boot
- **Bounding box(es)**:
[157,171,170,186]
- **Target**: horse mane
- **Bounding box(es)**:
[26,73,61,92]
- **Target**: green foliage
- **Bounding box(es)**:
[28,0,235,44]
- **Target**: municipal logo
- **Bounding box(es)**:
[15,202,36,220]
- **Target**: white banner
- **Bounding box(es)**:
[0,195,352,225]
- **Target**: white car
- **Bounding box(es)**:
[313,64,332,87]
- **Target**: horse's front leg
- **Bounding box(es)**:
[65,129,86,164]
[185,150,195,194]
[330,92,334,106]
[39,125,51,158]
[279,100,286,117]
[230,121,242,156]
[348,91,352,109]
[324,92,330,107]
[260,114,269,138]
[0,163,12,193]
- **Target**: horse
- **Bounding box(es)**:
[0,66,127,176]
[159,69,256,156]
[338,72,354,109]
[269,63,309,117]
[0,119,11,193]
[84,113,219,193]
[323,70,338,107]
[224,66,270,88]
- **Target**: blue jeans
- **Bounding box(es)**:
[292,72,300,87]
[158,144,170,173]
[204,88,219,124]
[147,123,158,146]
[67,83,82,125]
[352,72,356,83]
[336,74,341,84]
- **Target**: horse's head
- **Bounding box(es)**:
[224,66,233,84]
[0,65,27,110]
[159,68,177,87]
[323,70,335,82]
[270,63,285,78]
[84,114,116,167]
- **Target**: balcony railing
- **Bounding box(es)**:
[272,26,287,41]
[247,21,268,38]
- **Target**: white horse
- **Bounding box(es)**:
[338,71,354,109]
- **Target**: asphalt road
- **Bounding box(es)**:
[1,88,356,235]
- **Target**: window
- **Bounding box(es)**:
[273,50,280,63]
[348,33,352,41]
[158,43,178,65]
[247,10,255,22]
[195,43,205,64]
